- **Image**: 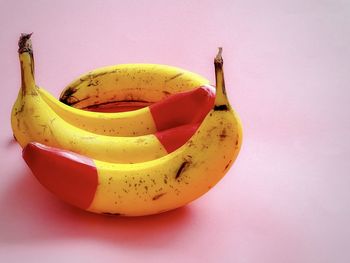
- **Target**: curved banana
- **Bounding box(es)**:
[11,34,214,163]
[23,48,243,216]
[59,64,210,110]
[39,85,215,136]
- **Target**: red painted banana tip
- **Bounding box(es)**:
[22,142,98,210]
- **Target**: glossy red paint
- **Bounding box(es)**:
[150,86,215,131]
[155,123,200,153]
[22,142,98,210]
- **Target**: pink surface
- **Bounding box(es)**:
[1,0,350,262]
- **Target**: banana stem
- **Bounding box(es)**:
[214,47,228,108]
[18,33,36,97]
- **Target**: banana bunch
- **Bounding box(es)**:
[12,34,215,163]
[12,33,243,216]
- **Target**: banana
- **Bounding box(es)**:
[59,64,210,110]
[39,85,215,136]
[16,34,212,137]
[11,34,214,163]
[22,48,243,216]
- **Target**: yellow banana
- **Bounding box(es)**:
[39,65,212,136]
[11,34,213,163]
[23,47,243,216]
[59,64,209,110]
[38,88,156,136]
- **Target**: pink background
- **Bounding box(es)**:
[1,0,349,262]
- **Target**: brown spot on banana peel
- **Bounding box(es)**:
[214,105,228,111]
[175,161,190,180]
[165,72,184,82]
[64,96,90,106]
[14,104,25,116]
[152,193,166,201]
[224,160,232,171]
[60,87,79,105]
[87,79,100,87]
[187,140,195,148]
[62,71,112,97]
[30,88,39,96]
[69,72,110,90]
[219,128,227,140]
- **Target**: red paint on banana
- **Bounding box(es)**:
[87,86,215,125]
[156,123,199,153]
[22,142,98,210]
[150,85,215,131]
[86,86,215,119]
